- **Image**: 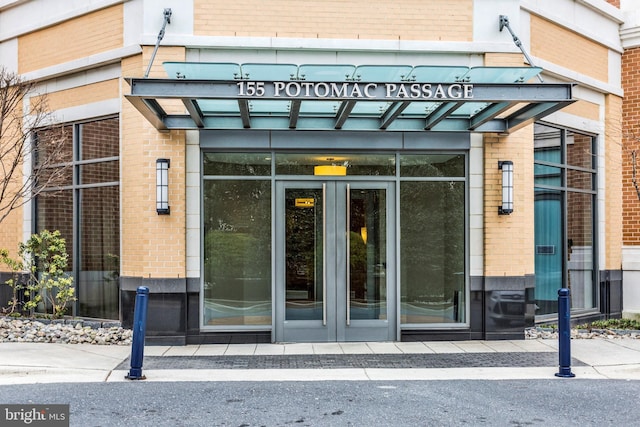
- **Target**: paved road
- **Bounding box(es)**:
[0,379,637,426]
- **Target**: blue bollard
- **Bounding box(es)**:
[126,286,150,380]
[555,288,575,378]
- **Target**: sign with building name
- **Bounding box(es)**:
[236,81,474,100]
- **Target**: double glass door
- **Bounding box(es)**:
[275,181,396,342]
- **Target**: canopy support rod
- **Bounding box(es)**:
[144,8,172,78]
[499,15,543,83]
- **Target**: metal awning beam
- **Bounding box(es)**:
[238,99,251,128]
[289,100,301,129]
[469,102,515,130]
[335,100,356,129]
[182,98,204,128]
[125,95,168,131]
[425,101,465,130]
[504,101,575,134]
[380,101,411,129]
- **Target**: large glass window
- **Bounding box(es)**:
[399,154,466,324]
[35,117,120,319]
[202,153,272,326]
[534,124,596,316]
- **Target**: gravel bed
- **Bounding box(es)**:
[1,317,638,345]
[525,326,640,340]
[0,317,132,345]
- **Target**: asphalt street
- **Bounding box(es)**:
[0,379,638,426]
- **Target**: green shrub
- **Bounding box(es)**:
[577,318,640,330]
[0,230,76,318]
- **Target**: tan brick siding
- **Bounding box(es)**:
[483,53,526,68]
[483,127,535,277]
[0,208,22,258]
[120,47,187,278]
[194,0,472,41]
[18,4,123,73]
[563,100,600,122]
[0,92,25,257]
[605,94,622,269]
[622,47,640,245]
[31,79,119,112]
[530,15,608,82]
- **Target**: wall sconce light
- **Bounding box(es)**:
[498,160,513,215]
[156,158,170,215]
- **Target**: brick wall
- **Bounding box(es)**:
[120,46,187,278]
[605,94,622,269]
[481,54,534,277]
[32,80,119,112]
[563,100,600,122]
[483,127,535,277]
[18,4,123,73]
[622,47,640,245]
[530,14,609,82]
[194,0,472,40]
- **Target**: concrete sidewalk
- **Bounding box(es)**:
[0,339,639,384]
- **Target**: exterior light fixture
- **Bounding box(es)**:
[314,165,347,176]
[498,160,513,215]
[156,158,170,215]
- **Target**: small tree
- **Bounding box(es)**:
[0,67,69,226]
[22,230,75,318]
[0,248,25,315]
[1,230,75,318]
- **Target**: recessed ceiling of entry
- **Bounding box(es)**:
[125,63,576,134]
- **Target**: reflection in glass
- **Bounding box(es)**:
[78,186,120,319]
[400,181,465,324]
[81,118,119,160]
[400,154,465,177]
[534,188,562,315]
[534,163,561,187]
[567,192,594,310]
[276,153,395,176]
[349,189,387,320]
[567,132,594,169]
[285,188,323,320]
[567,169,593,191]
[534,124,597,316]
[203,180,272,325]
[36,190,74,263]
[34,118,121,319]
[79,161,119,185]
[203,152,271,176]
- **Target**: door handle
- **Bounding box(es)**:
[322,183,327,326]
[346,184,351,326]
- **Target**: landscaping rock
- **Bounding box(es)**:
[0,316,132,345]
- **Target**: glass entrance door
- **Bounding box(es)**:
[275,181,396,342]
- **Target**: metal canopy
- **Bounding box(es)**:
[125,63,575,133]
